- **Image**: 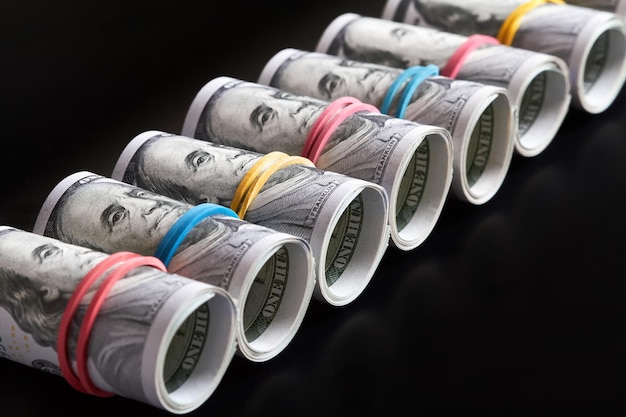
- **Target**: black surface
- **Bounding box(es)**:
[1,1,624,416]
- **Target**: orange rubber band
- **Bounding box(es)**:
[441,34,500,78]
[497,0,565,45]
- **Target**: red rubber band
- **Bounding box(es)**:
[441,34,500,78]
[303,97,378,163]
[57,251,139,394]
[76,255,167,396]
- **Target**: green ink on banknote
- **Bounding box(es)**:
[396,140,429,230]
[518,72,546,136]
[243,246,289,342]
[325,195,364,286]
[584,31,609,93]
[466,103,494,187]
[164,302,210,392]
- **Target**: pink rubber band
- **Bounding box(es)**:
[57,251,139,395]
[76,255,166,396]
[303,96,360,158]
[441,34,500,78]
[303,97,378,164]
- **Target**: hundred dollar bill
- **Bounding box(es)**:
[32,171,315,362]
[0,226,237,413]
[111,130,390,306]
[382,0,626,114]
[567,0,626,19]
[257,48,516,205]
[181,76,454,251]
[317,13,572,157]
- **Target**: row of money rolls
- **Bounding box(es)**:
[1,0,624,414]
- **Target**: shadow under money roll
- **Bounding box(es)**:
[181,76,454,251]
[111,130,390,307]
[257,48,516,206]
[0,226,237,414]
[32,171,316,363]
[316,13,572,157]
[382,0,626,114]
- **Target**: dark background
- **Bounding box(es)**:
[1,1,624,416]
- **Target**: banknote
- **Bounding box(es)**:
[567,0,626,18]
[32,171,315,362]
[382,0,626,114]
[0,226,237,413]
[317,13,571,157]
[111,130,390,306]
[256,48,516,205]
[181,76,454,250]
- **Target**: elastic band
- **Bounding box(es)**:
[381,64,440,118]
[76,255,166,396]
[231,151,289,212]
[303,97,379,164]
[231,153,315,218]
[497,0,565,45]
[57,251,140,396]
[154,203,238,266]
[442,35,501,78]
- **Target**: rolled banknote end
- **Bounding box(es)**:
[221,231,315,361]
[501,49,572,156]
[137,279,237,413]
[568,10,626,113]
[308,178,391,305]
[450,84,516,205]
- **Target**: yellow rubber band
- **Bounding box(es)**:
[497,0,565,45]
[230,151,288,215]
[231,152,315,218]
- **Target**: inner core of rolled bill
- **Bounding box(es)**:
[315,13,572,157]
[32,171,315,362]
[181,76,454,250]
[0,226,237,414]
[111,130,390,306]
[257,48,515,205]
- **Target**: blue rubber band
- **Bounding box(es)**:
[154,203,238,266]
[380,65,440,118]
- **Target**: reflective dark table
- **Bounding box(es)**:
[1,1,624,416]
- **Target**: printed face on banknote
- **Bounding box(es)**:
[51,180,190,254]
[271,52,397,105]
[0,228,106,349]
[134,135,260,206]
[202,82,326,155]
[335,16,455,67]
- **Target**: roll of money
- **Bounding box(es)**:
[316,13,572,157]
[567,0,626,20]
[111,130,390,306]
[181,76,454,250]
[257,48,516,205]
[382,0,626,114]
[0,226,237,413]
[32,171,315,362]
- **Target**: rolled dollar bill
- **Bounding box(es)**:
[0,226,237,413]
[316,13,572,157]
[382,0,626,114]
[181,76,454,250]
[567,0,626,20]
[32,171,315,362]
[257,48,515,205]
[111,130,390,306]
